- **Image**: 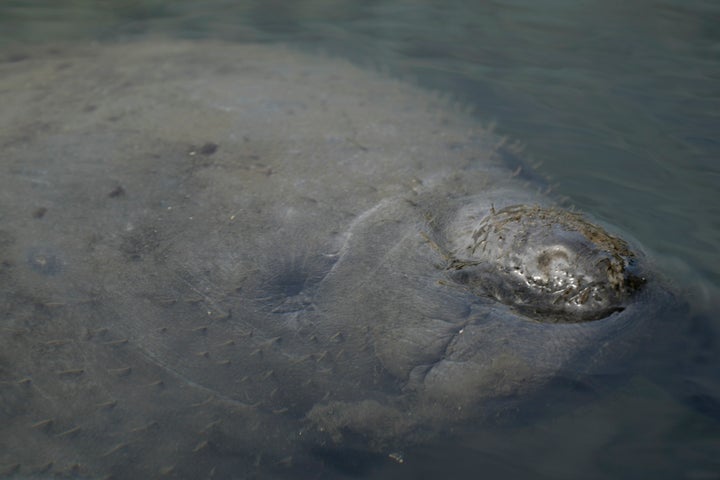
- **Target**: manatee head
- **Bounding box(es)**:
[311,190,673,447]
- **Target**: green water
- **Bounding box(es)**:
[1,1,718,478]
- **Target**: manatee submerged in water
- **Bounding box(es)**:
[0,40,670,478]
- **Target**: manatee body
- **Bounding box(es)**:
[0,40,666,478]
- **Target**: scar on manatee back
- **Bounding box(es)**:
[26,247,63,276]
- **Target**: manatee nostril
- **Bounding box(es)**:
[534,247,575,289]
[448,204,645,323]
[536,248,571,270]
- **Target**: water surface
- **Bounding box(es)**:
[1,1,718,478]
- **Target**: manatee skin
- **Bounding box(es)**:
[0,40,672,478]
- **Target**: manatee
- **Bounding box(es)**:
[0,40,672,478]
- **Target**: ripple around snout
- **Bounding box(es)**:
[448,205,647,323]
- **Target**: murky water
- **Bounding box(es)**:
[1,1,718,478]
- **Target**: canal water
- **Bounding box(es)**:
[1,1,718,478]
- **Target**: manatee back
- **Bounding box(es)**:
[0,40,520,477]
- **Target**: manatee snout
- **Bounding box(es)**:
[449,204,646,322]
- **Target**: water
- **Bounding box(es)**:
[1,1,718,478]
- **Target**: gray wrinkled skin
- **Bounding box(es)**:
[0,40,670,478]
